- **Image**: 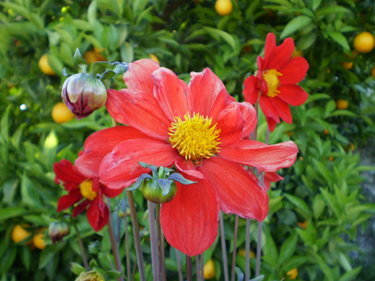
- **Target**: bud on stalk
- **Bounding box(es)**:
[61,73,107,120]
[49,221,71,244]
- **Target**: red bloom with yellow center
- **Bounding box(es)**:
[54,156,123,232]
[76,59,299,256]
[243,33,309,131]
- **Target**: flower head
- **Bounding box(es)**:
[243,33,309,131]
[62,73,107,120]
[77,59,299,256]
[54,158,122,232]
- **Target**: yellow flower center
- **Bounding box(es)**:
[169,113,221,160]
[79,179,97,201]
[262,69,282,98]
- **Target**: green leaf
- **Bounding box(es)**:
[0,247,17,275]
[120,42,133,62]
[296,228,315,245]
[11,123,26,150]
[1,105,11,142]
[20,246,31,271]
[328,110,358,118]
[338,266,362,281]
[60,42,74,67]
[73,48,87,66]
[105,270,122,279]
[315,5,352,17]
[284,194,312,219]
[0,207,28,221]
[312,253,334,281]
[69,262,86,275]
[46,54,63,76]
[338,253,352,272]
[280,16,312,39]
[21,173,42,208]
[282,255,308,271]
[203,27,235,49]
[327,31,350,51]
[278,233,298,266]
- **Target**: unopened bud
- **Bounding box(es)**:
[61,73,107,120]
[75,270,105,281]
[49,221,71,244]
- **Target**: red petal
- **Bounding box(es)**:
[208,88,235,122]
[266,116,278,132]
[200,157,269,221]
[278,57,309,84]
[277,85,309,107]
[259,95,279,122]
[57,189,82,212]
[99,139,179,189]
[102,184,124,198]
[106,89,170,140]
[54,160,85,190]
[75,127,151,178]
[72,200,91,217]
[175,157,204,179]
[273,97,292,124]
[153,68,192,120]
[219,140,298,172]
[268,37,295,70]
[263,33,276,70]
[87,198,109,232]
[216,103,245,146]
[243,76,260,105]
[238,102,257,138]
[189,68,225,116]
[263,171,283,191]
[160,177,219,257]
[123,59,159,95]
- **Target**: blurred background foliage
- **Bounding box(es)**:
[0,0,375,280]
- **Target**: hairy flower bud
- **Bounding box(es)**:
[61,73,107,120]
[49,221,71,244]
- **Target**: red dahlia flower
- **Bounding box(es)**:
[54,158,122,231]
[76,59,299,256]
[243,33,309,131]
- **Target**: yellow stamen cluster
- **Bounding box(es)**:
[79,179,97,201]
[262,69,282,98]
[169,113,221,160]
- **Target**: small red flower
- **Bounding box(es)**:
[243,33,309,131]
[77,59,299,256]
[54,158,122,232]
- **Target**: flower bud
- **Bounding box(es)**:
[75,270,104,281]
[61,73,107,120]
[49,221,71,244]
[141,180,177,204]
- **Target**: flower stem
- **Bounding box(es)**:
[219,211,229,281]
[71,217,89,271]
[176,249,183,281]
[126,190,146,281]
[245,219,251,281]
[148,201,159,280]
[200,253,204,280]
[186,256,192,281]
[255,222,263,277]
[106,198,124,281]
[230,215,239,281]
[196,255,201,281]
[155,204,163,281]
[122,199,132,281]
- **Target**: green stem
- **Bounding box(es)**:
[186,256,192,281]
[122,200,132,281]
[127,190,146,281]
[176,249,183,281]
[106,198,124,281]
[230,215,239,281]
[155,204,163,281]
[219,211,229,281]
[245,219,251,281]
[71,217,89,271]
[148,201,159,280]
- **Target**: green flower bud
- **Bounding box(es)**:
[141,180,177,204]
[49,221,71,244]
[61,73,107,120]
[75,270,104,281]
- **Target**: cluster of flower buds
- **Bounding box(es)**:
[49,221,71,244]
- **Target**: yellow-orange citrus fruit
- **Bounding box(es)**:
[329,156,335,162]
[12,225,32,244]
[342,61,353,70]
[354,32,375,53]
[286,131,293,137]
[371,66,375,78]
[336,99,349,110]
[215,0,233,16]
[52,102,75,124]
[203,259,216,279]
[299,156,304,161]
[324,129,329,135]
[33,229,47,250]
[84,50,100,64]
[291,47,303,58]
[238,249,256,258]
[39,54,56,76]
[297,220,308,230]
[93,46,107,61]
[350,143,355,152]
[287,268,298,279]
[149,54,160,65]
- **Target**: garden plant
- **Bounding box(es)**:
[0,0,375,281]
